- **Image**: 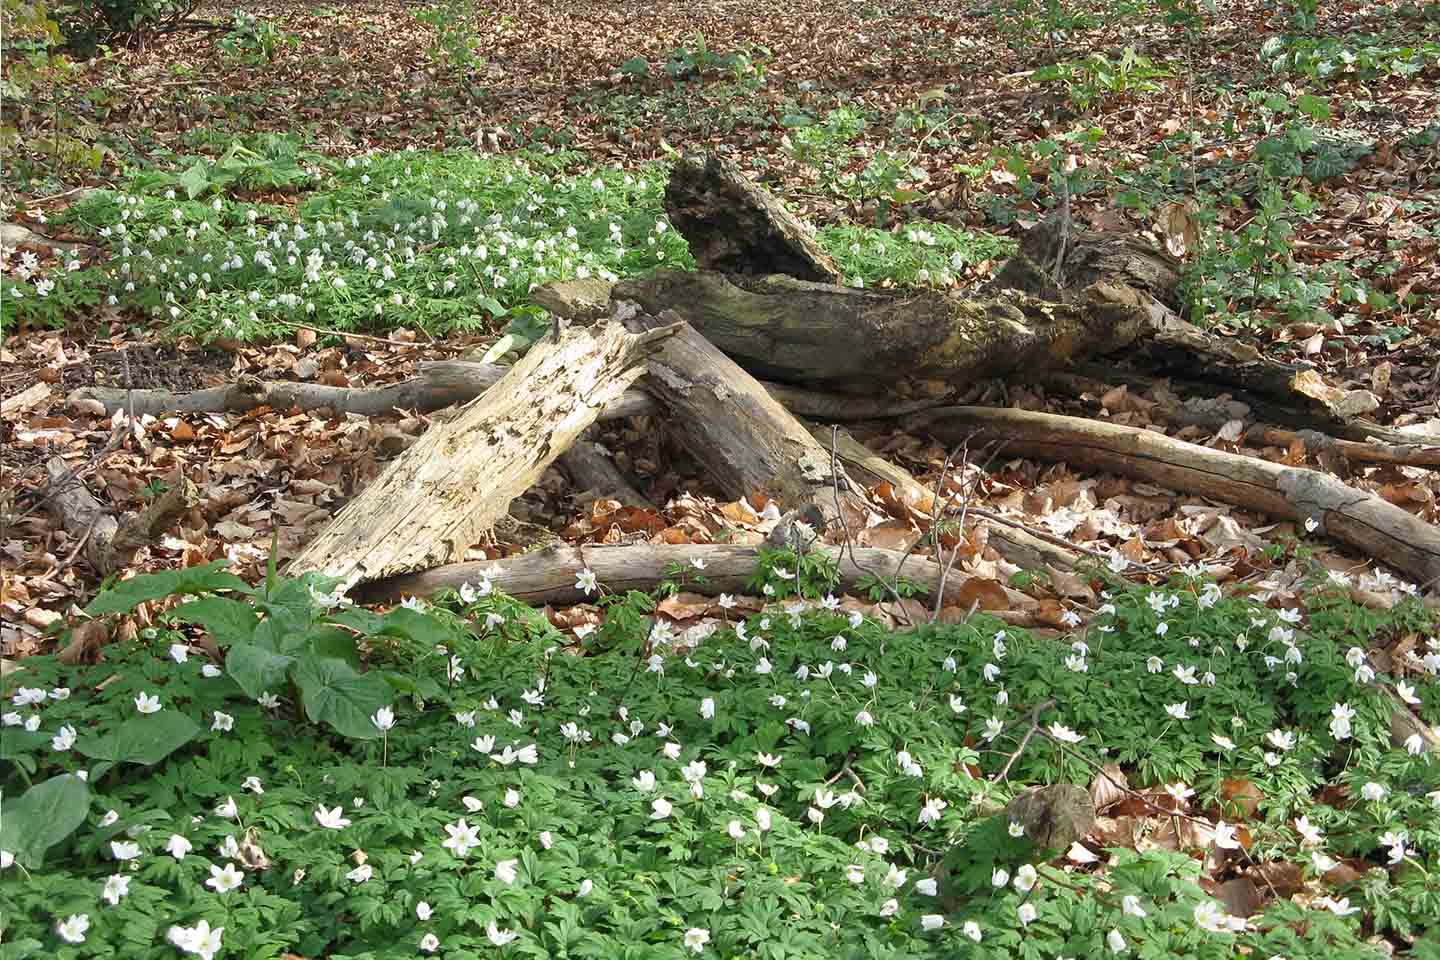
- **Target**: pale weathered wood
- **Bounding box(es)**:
[907,406,1440,585]
[287,323,673,588]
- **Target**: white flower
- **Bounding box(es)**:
[417,901,433,920]
[1106,928,1127,953]
[757,752,781,768]
[1014,863,1038,891]
[921,914,944,932]
[879,898,899,917]
[1213,821,1241,850]
[992,868,1010,887]
[419,932,440,953]
[700,697,715,720]
[1319,896,1359,916]
[134,691,162,713]
[487,921,519,946]
[442,818,481,857]
[1067,842,1098,863]
[1164,702,1189,720]
[961,920,981,941]
[915,877,937,895]
[166,834,192,860]
[1018,902,1038,926]
[170,643,190,663]
[1295,816,1323,846]
[1396,680,1420,705]
[168,918,223,960]
[576,568,598,594]
[1048,722,1084,744]
[1266,729,1295,752]
[683,927,710,953]
[1008,820,1026,838]
[884,864,908,888]
[727,820,745,841]
[111,840,141,861]
[51,724,77,751]
[202,665,223,679]
[651,797,673,820]
[471,735,497,754]
[241,776,263,794]
[1122,894,1147,917]
[57,914,90,944]
[504,788,520,808]
[209,711,235,733]
[347,863,373,883]
[756,808,772,831]
[215,796,238,819]
[918,796,946,825]
[1193,900,1241,933]
[578,878,594,896]
[663,742,683,760]
[316,805,352,829]
[102,873,131,905]
[493,858,519,885]
[855,710,874,727]
[1211,733,1236,751]
[1361,781,1387,802]
[372,706,395,732]
[207,862,244,893]
[982,717,1004,741]
[806,806,825,825]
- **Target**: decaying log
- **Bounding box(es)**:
[68,356,952,424]
[363,542,1034,615]
[43,458,199,575]
[613,267,1156,392]
[560,439,654,509]
[663,154,844,284]
[288,322,674,588]
[620,306,877,535]
[906,406,1440,585]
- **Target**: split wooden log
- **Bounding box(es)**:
[287,322,675,588]
[905,405,1440,586]
[43,458,199,575]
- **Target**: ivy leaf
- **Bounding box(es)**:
[293,656,391,740]
[0,774,90,868]
[86,561,251,616]
[76,711,201,766]
[178,161,212,200]
[169,596,261,647]
[226,641,296,699]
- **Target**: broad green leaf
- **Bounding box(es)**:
[0,774,90,868]
[169,596,260,647]
[227,641,295,698]
[77,711,200,765]
[178,161,211,200]
[86,561,251,615]
[293,657,390,740]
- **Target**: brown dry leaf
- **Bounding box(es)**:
[857,520,921,552]
[1219,779,1264,818]
[954,578,1010,612]
[1214,877,1264,918]
[58,619,110,664]
[656,592,716,620]
[1089,763,1129,812]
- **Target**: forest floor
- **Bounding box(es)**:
[2,3,1440,955]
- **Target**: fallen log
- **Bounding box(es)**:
[620,305,879,537]
[905,405,1440,586]
[362,541,1036,617]
[287,322,675,588]
[43,458,199,575]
